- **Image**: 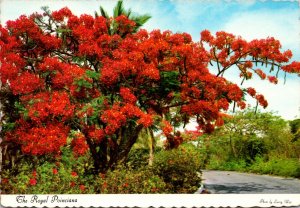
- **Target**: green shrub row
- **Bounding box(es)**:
[1,143,202,194]
[206,157,300,178]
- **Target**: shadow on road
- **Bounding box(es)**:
[205,182,287,194]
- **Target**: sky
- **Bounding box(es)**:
[0,0,300,120]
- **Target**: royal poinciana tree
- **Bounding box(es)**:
[1,4,300,173]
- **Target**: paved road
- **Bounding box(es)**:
[202,170,300,194]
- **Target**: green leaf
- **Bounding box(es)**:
[85,70,100,79]
[56,28,72,34]
[2,122,16,132]
[75,78,93,89]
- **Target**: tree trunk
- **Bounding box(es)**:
[108,124,144,170]
[229,135,237,158]
[85,137,103,173]
[148,128,155,166]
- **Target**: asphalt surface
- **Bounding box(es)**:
[202,170,300,194]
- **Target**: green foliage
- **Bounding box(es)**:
[85,70,101,80]
[127,148,150,169]
[2,144,203,194]
[201,109,300,178]
[152,143,202,193]
[1,161,94,194]
[249,157,300,178]
[206,157,247,172]
[94,166,167,193]
[1,147,94,194]
[290,119,300,142]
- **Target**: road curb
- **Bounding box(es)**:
[195,183,212,194]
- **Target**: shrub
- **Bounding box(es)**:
[1,147,95,194]
[206,157,247,172]
[152,143,202,193]
[249,157,300,178]
[94,166,167,193]
[1,160,95,194]
[126,148,150,169]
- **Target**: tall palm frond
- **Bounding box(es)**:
[96,0,151,34]
[100,6,109,19]
[113,0,125,18]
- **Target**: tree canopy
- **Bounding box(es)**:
[1,2,300,173]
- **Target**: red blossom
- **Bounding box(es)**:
[137,113,154,128]
[161,120,173,136]
[281,61,300,73]
[120,87,137,104]
[29,178,37,186]
[200,30,214,42]
[71,172,78,177]
[11,123,69,155]
[10,72,44,95]
[237,101,246,110]
[247,87,256,97]
[115,15,136,35]
[70,181,76,187]
[51,7,73,22]
[79,185,85,192]
[255,94,268,108]
[87,127,105,144]
[71,134,89,156]
[52,168,58,175]
[267,76,278,84]
[1,178,9,184]
[32,170,37,178]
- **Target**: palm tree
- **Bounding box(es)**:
[95,0,151,35]
[134,127,157,166]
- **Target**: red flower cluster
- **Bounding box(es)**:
[71,171,78,177]
[29,178,37,186]
[71,133,89,156]
[137,113,154,128]
[255,94,268,108]
[52,7,73,22]
[101,106,127,135]
[120,87,137,104]
[267,76,278,84]
[24,91,75,123]
[247,87,257,97]
[282,61,300,73]
[9,122,69,155]
[87,126,105,144]
[161,120,173,137]
[52,168,58,175]
[255,69,267,80]
[10,72,44,95]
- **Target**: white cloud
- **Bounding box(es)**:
[244,78,300,120]
[222,8,300,55]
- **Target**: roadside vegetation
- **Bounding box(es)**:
[199,109,300,178]
[1,142,202,194]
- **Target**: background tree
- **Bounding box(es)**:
[0,2,300,174]
[289,118,300,161]
[200,110,300,177]
[204,109,294,162]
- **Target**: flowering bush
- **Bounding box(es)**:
[0,146,94,194]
